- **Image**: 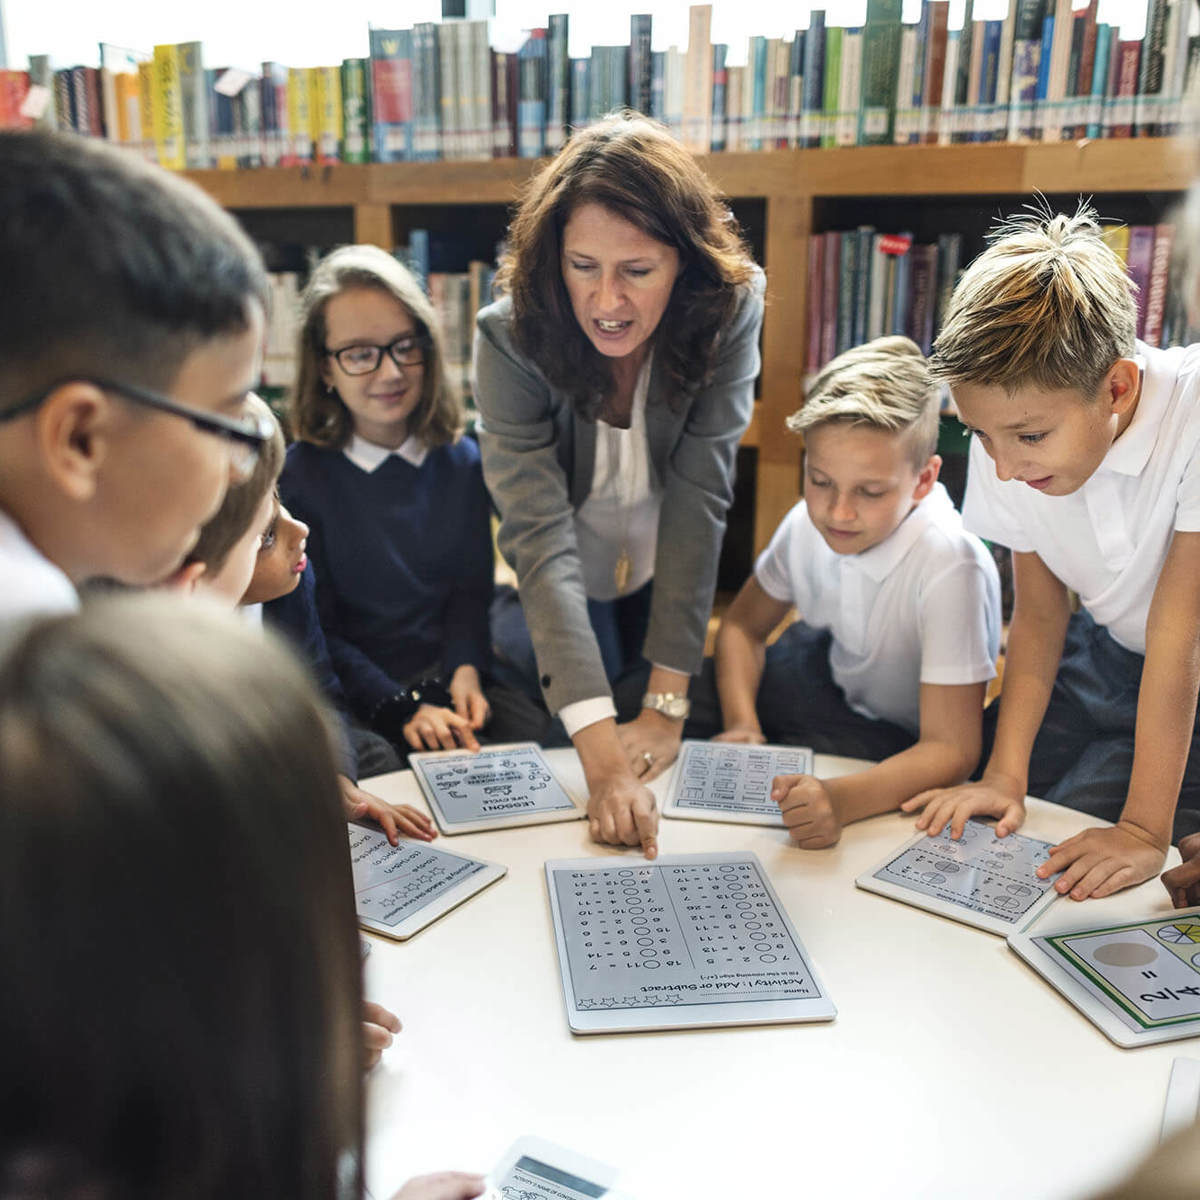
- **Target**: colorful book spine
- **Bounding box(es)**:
[412,22,441,162]
[683,4,713,151]
[1125,225,1156,338]
[1143,223,1174,347]
[950,0,975,143]
[630,14,654,115]
[570,55,591,131]
[800,10,826,148]
[787,30,805,147]
[820,231,840,366]
[546,13,570,154]
[493,50,518,157]
[369,28,413,163]
[517,28,547,159]
[286,67,313,164]
[1085,24,1111,138]
[1107,39,1140,137]
[807,234,825,372]
[821,25,842,149]
[1008,0,1047,139]
[991,5,1016,141]
[937,29,961,145]
[314,65,342,163]
[711,43,728,153]
[859,0,903,144]
[151,44,185,169]
[975,20,1002,143]
[177,42,210,168]
[921,1,949,143]
[437,20,460,159]
[839,29,865,147]
[136,60,156,161]
[341,58,370,164]
[1136,0,1168,135]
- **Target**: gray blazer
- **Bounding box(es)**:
[473,266,766,714]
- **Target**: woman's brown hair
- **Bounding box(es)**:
[496,111,757,417]
[291,244,462,449]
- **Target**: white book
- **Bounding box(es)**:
[938,31,961,145]
[894,24,919,143]
[837,27,863,146]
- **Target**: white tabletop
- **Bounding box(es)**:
[362,751,1187,1200]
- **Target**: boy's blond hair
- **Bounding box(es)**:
[930,205,1137,397]
[186,394,285,574]
[789,336,939,468]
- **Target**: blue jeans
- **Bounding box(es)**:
[982,609,1200,843]
[489,582,654,746]
[673,621,916,761]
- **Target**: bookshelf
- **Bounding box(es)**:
[184,135,1198,553]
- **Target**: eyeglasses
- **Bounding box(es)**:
[2,378,274,483]
[324,333,429,376]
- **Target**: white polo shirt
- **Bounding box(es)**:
[754,483,1001,735]
[962,341,1200,656]
[0,508,78,627]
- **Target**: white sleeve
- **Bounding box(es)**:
[917,556,1003,686]
[753,502,807,607]
[960,436,1036,553]
[1175,440,1200,532]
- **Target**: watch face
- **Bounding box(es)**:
[646,694,690,719]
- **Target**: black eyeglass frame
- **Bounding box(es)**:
[1,377,273,452]
[323,332,432,376]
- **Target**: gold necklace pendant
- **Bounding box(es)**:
[614,549,632,594]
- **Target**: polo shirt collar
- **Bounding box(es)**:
[1101,349,1158,478]
[847,483,954,583]
[344,432,428,473]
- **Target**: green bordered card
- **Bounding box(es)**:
[1009,909,1200,1047]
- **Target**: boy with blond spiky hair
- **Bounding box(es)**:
[695,336,1001,848]
[912,206,1200,902]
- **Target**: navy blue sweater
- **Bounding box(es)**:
[280,437,493,720]
[263,560,359,779]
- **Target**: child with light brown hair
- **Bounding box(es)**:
[693,336,1001,847]
[913,206,1200,902]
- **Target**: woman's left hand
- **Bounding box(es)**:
[616,709,684,783]
[449,664,491,730]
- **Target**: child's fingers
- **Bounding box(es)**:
[770,774,802,802]
[995,801,1025,838]
[633,796,659,861]
[375,805,401,845]
[949,806,971,840]
[900,788,937,814]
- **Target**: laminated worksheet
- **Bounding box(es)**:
[857,818,1061,935]
[546,852,835,1034]
[663,739,815,826]
[409,743,585,834]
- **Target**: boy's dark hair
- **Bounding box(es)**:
[0,596,362,1198]
[0,130,269,410]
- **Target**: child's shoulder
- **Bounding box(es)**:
[906,487,995,574]
[430,432,482,470]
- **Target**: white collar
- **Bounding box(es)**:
[1099,350,1159,479]
[343,432,428,473]
[841,484,956,583]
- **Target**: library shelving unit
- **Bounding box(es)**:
[185,136,1198,554]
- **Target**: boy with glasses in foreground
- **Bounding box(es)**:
[0,129,270,623]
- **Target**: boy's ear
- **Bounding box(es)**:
[1107,358,1142,416]
[912,454,942,502]
[160,560,207,594]
[34,383,115,502]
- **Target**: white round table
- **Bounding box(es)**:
[363,751,1187,1200]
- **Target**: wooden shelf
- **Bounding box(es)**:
[183,137,1195,554]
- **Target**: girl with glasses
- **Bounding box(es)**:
[284,245,540,758]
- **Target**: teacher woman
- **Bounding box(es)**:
[473,113,764,857]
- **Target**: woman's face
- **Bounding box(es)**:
[560,202,681,363]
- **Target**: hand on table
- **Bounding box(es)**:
[587,772,659,859]
[616,709,683,783]
[362,999,402,1070]
[389,1173,487,1200]
[771,774,842,849]
[713,725,767,745]
[340,775,436,845]
[403,704,481,752]
[901,778,1026,840]
[449,664,491,730]
[1162,832,1200,908]
[1040,820,1168,901]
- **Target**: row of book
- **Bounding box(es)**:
[261,235,498,409]
[2,0,1197,167]
[806,221,1199,384]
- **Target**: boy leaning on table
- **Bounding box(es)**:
[687,336,1002,848]
[910,206,1200,904]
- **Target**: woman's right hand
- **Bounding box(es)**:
[389,1172,487,1200]
[402,704,481,752]
[587,772,659,859]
